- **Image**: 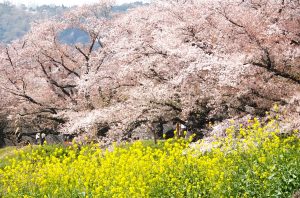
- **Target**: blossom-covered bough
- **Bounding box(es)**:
[0,0,299,145]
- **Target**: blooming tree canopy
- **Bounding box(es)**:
[0,0,299,144]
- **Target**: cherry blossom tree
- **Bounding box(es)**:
[0,0,299,145]
[0,0,116,144]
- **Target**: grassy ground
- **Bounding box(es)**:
[0,146,16,158]
[0,146,17,169]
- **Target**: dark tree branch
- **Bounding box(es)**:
[41,52,80,78]
[150,100,182,112]
[251,62,300,84]
[5,89,43,106]
[5,48,15,71]
[75,45,89,61]
[250,88,287,104]
[37,59,77,100]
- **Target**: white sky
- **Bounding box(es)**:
[1,0,149,6]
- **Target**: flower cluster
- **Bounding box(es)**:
[0,118,300,197]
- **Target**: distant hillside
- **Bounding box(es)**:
[0,2,68,43]
[112,1,144,12]
[0,1,145,43]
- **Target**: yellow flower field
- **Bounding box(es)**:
[0,118,300,197]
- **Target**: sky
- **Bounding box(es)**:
[1,0,149,6]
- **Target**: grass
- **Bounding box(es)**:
[0,146,16,158]
[0,146,17,169]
